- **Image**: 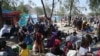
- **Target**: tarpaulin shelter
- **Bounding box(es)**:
[2,9,20,25]
[18,13,38,27]
[18,13,29,27]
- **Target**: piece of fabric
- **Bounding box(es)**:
[67,50,77,56]
[18,14,29,27]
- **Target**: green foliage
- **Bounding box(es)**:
[1,0,29,13]
[60,0,81,15]
[16,2,28,13]
[34,6,52,17]
[1,0,20,11]
[56,6,65,16]
[2,0,13,10]
[34,7,44,16]
[89,0,100,14]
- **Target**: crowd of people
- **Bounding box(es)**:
[0,16,100,56]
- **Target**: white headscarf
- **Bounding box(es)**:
[0,24,9,38]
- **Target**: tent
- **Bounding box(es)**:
[2,9,20,17]
[18,13,38,27]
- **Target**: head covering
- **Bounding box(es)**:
[3,24,7,29]
[0,24,8,38]
[55,39,60,45]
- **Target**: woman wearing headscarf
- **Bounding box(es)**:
[0,24,10,39]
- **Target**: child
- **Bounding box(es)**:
[51,39,64,56]
[19,42,29,56]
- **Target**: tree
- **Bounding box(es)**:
[62,0,79,25]
[34,7,44,16]
[41,0,48,19]
[13,0,33,13]
[34,5,52,17]
[41,0,55,21]
[2,0,20,11]
[50,0,55,19]
[57,6,66,16]
[89,0,100,15]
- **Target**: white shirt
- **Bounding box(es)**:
[78,47,88,56]
[94,24,97,28]
[46,53,56,56]
[67,50,77,56]
[0,24,9,38]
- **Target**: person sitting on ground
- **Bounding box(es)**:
[17,29,25,42]
[86,23,93,33]
[0,41,16,56]
[85,34,93,46]
[78,37,90,56]
[23,29,33,45]
[0,24,10,39]
[46,31,56,48]
[0,41,7,56]
[51,39,64,56]
[10,24,19,37]
[64,40,73,55]
[82,21,87,31]
[19,42,29,56]
[27,22,34,33]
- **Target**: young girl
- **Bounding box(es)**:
[32,27,44,53]
[19,42,29,56]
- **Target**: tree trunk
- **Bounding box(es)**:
[41,0,48,19]
[97,24,100,41]
[50,0,55,19]
[69,0,74,25]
